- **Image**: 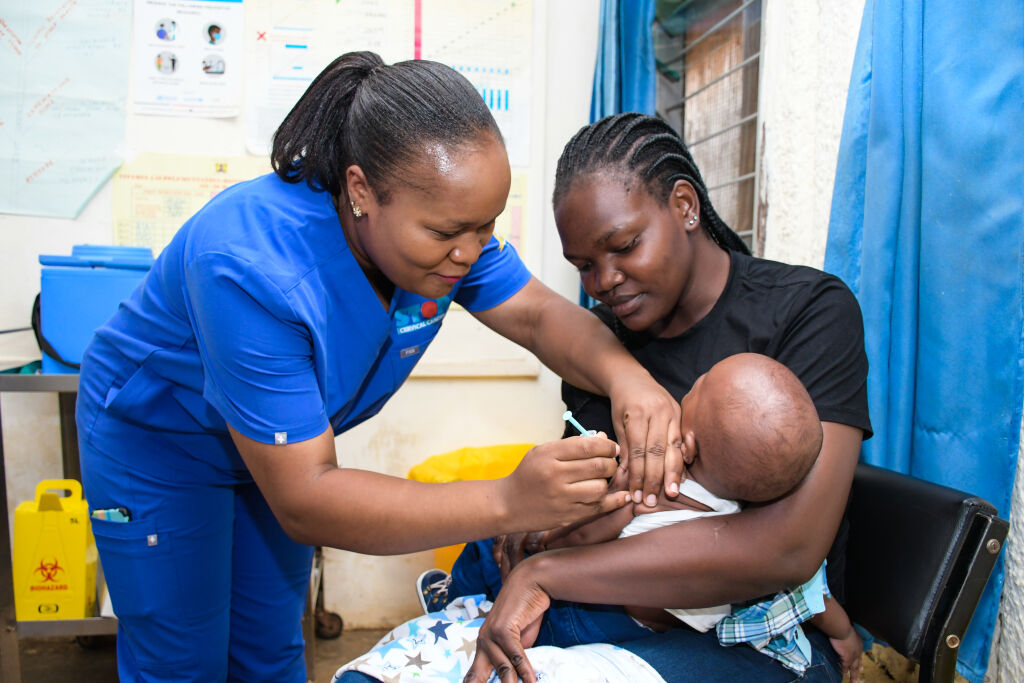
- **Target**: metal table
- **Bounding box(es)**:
[0,373,118,683]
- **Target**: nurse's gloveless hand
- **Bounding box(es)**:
[607,376,684,506]
[498,435,628,532]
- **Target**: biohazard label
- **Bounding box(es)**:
[30,558,68,590]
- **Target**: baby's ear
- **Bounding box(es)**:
[681,431,698,465]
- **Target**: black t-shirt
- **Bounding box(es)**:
[561,250,871,602]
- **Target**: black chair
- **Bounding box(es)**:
[845,463,1009,682]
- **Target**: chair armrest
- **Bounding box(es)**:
[845,463,1008,681]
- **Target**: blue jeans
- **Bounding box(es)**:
[619,626,843,682]
[451,539,844,681]
[78,399,313,682]
[452,539,651,647]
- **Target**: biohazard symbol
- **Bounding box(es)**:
[33,558,64,583]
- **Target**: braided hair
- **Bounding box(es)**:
[553,113,749,254]
[272,51,502,203]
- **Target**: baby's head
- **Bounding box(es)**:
[681,353,822,503]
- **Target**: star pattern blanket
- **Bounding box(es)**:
[332,596,666,683]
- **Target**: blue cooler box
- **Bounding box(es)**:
[38,245,154,374]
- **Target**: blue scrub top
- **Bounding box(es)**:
[81,173,531,466]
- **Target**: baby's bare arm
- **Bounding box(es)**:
[544,504,635,548]
[810,596,863,681]
[538,453,702,550]
[809,596,852,639]
[546,480,706,548]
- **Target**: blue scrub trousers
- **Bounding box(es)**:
[78,402,314,682]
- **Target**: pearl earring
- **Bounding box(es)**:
[351,202,363,218]
[688,215,698,225]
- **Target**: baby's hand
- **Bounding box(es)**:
[829,626,864,682]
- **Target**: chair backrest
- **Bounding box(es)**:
[845,463,1008,682]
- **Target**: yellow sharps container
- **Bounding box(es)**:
[13,479,97,620]
[408,444,533,572]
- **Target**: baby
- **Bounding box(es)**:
[424,353,862,678]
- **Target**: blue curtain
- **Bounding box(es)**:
[590,0,657,121]
[825,2,1024,680]
[582,0,657,306]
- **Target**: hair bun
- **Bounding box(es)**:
[345,51,386,81]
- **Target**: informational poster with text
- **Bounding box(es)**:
[133,0,243,117]
[113,152,270,254]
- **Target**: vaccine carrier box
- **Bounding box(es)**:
[38,244,154,373]
[13,479,97,620]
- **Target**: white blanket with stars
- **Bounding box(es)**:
[333,595,666,683]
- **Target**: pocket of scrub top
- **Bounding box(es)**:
[104,364,207,434]
[90,516,176,619]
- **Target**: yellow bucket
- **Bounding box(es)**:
[408,444,533,572]
[13,479,97,620]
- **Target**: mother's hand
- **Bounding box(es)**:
[464,559,551,683]
[607,374,685,507]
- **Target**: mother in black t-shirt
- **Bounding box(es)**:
[465,113,871,683]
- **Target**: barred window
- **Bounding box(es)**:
[654,0,763,253]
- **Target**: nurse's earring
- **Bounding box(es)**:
[350,202,363,218]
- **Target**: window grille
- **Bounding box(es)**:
[654,0,763,253]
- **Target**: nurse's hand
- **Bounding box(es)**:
[498,435,629,533]
[607,374,685,507]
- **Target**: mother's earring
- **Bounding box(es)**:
[351,202,363,218]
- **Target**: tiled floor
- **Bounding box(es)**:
[16,633,965,683]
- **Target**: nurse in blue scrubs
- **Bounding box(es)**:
[75,52,682,682]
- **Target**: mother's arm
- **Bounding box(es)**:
[466,421,862,683]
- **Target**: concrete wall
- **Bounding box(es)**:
[994,429,1024,681]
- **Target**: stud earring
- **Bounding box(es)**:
[351,202,363,218]
[688,215,698,225]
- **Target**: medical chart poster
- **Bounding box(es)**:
[133,0,243,117]
[244,0,415,156]
[0,0,130,219]
[421,0,533,168]
[243,0,533,167]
